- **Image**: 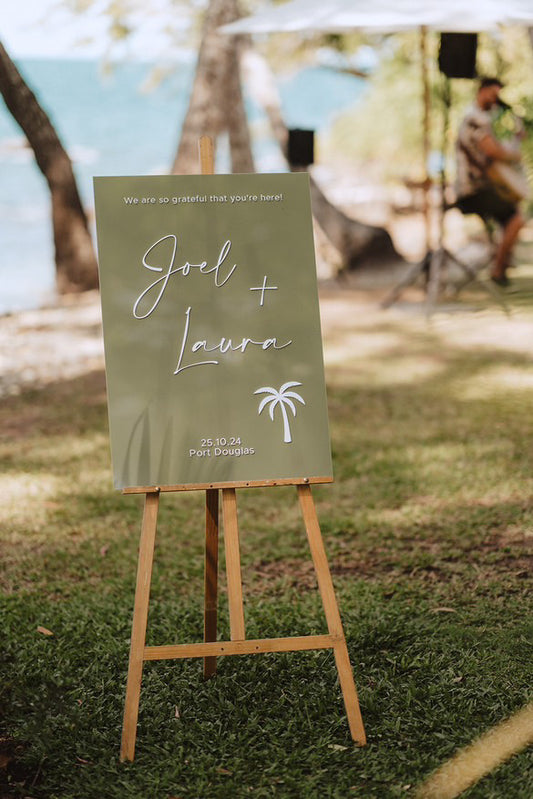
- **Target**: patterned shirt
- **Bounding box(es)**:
[455,103,493,198]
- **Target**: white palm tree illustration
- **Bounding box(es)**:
[254,381,305,443]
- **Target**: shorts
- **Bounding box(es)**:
[456,189,518,226]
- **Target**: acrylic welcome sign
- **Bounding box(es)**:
[93,173,332,489]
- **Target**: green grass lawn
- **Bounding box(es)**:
[1,266,533,798]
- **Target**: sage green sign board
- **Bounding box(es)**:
[93,173,332,489]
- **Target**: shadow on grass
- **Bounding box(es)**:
[1,585,531,798]
[2,297,533,797]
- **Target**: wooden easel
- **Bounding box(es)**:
[119,138,366,761]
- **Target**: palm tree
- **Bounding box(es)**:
[254,381,305,444]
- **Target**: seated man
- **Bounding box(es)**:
[455,76,525,287]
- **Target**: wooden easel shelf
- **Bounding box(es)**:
[122,475,333,494]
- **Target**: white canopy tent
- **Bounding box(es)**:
[222,0,422,35]
[222,0,533,36]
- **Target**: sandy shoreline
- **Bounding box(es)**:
[3,255,533,399]
[0,291,105,398]
[2,208,532,399]
[0,279,396,398]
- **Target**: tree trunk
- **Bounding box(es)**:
[172,0,254,174]
[0,41,98,294]
[307,176,399,270]
[226,42,255,173]
[241,48,402,272]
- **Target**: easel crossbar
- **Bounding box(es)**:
[144,634,340,661]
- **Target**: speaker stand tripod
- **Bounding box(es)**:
[380,232,504,312]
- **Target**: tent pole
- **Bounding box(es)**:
[420,25,432,252]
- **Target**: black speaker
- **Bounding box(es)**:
[438,33,478,79]
[287,128,314,167]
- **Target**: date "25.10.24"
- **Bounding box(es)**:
[201,437,241,447]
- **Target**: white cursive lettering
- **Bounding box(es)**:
[174,307,292,375]
[133,236,237,319]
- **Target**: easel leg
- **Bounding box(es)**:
[222,488,246,641]
[120,491,159,762]
[204,488,219,678]
[297,485,366,746]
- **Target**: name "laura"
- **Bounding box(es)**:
[174,307,292,375]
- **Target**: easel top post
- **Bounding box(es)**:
[199,136,215,176]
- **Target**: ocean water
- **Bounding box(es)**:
[0,57,364,314]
